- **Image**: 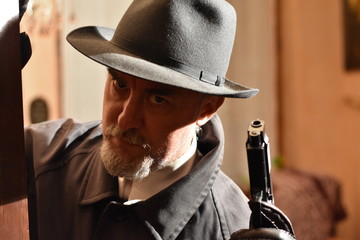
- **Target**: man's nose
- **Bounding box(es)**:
[117,94,144,130]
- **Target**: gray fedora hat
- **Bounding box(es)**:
[66,0,259,98]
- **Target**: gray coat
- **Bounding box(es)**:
[25,114,250,240]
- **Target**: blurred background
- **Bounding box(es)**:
[20,0,360,239]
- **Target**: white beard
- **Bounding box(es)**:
[100,140,155,180]
[100,125,166,180]
[100,124,198,180]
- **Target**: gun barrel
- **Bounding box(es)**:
[246,120,273,204]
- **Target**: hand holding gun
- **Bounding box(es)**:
[230,120,296,240]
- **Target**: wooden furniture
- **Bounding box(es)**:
[0,1,31,239]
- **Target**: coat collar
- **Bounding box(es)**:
[78,114,225,240]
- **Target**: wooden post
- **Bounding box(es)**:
[0,0,30,239]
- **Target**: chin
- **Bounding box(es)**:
[100,139,155,180]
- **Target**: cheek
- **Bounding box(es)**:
[158,125,195,150]
[145,110,198,146]
[103,106,122,128]
[102,93,120,127]
[151,108,199,132]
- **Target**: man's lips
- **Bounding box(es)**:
[110,136,141,147]
[103,126,150,150]
[107,136,149,152]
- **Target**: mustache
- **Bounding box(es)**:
[103,125,150,149]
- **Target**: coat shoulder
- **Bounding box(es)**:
[212,171,251,237]
[25,118,102,175]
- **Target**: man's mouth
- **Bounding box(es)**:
[103,126,150,150]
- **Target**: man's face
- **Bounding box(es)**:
[101,69,211,180]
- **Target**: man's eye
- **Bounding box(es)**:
[151,96,166,104]
[113,79,127,89]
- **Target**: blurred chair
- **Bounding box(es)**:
[272,168,346,240]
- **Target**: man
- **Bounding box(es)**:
[25,0,261,239]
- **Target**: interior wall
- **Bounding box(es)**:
[220,0,278,187]
[279,0,360,238]
[21,0,61,125]
[61,0,133,121]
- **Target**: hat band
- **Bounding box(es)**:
[110,37,225,87]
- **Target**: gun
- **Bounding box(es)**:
[229,119,296,239]
[246,119,273,205]
[246,119,274,228]
[245,119,295,236]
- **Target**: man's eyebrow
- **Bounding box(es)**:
[144,87,176,96]
[107,68,117,77]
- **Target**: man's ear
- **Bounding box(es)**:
[196,96,225,126]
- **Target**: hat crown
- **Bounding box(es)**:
[111,0,237,78]
[66,0,259,98]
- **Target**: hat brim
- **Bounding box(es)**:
[66,26,259,98]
